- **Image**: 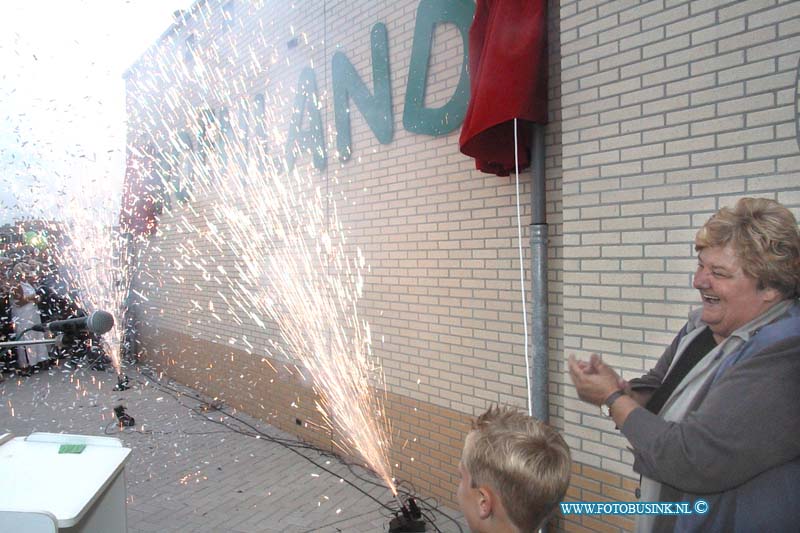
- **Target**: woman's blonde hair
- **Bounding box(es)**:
[463,405,571,531]
[695,197,800,297]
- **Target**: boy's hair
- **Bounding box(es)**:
[463,405,571,531]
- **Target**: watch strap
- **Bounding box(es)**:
[604,389,625,408]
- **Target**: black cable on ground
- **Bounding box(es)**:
[134,370,394,505]
[132,366,464,532]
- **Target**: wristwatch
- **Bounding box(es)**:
[600,390,625,417]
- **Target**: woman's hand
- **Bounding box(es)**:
[568,353,623,406]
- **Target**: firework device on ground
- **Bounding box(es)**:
[114,374,130,391]
[389,496,426,532]
[113,405,135,427]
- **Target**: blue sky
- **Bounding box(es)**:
[0,0,193,224]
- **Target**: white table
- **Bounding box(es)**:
[0,432,131,532]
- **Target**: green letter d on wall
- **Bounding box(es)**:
[403,0,474,136]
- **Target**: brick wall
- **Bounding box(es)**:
[126,0,799,531]
[126,0,565,520]
[127,0,543,408]
[137,322,473,508]
[559,1,799,531]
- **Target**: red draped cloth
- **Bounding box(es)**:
[459,0,548,176]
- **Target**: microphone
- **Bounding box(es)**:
[33,310,115,335]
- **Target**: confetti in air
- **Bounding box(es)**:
[125,2,396,496]
[0,2,170,378]
[50,192,137,376]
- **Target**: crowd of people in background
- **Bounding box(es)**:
[0,244,107,379]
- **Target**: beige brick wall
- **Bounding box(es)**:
[560,1,799,531]
[126,0,566,522]
[128,0,553,413]
[127,0,799,530]
[136,323,473,508]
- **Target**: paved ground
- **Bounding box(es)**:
[0,362,467,532]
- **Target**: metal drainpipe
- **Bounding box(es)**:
[529,122,549,423]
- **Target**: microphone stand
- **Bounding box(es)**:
[2,338,132,384]
[0,338,61,349]
[0,337,61,374]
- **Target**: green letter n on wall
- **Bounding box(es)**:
[285,67,327,172]
[403,0,474,136]
[332,23,393,162]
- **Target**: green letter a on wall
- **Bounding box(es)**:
[403,0,474,136]
[286,67,327,172]
[332,23,393,162]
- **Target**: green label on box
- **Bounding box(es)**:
[58,444,86,454]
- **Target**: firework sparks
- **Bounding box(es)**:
[50,193,139,376]
[126,3,397,496]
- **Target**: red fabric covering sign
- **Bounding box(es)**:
[458,0,547,176]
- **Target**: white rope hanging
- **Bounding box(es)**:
[512,118,533,416]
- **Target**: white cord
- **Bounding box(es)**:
[512,118,532,416]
